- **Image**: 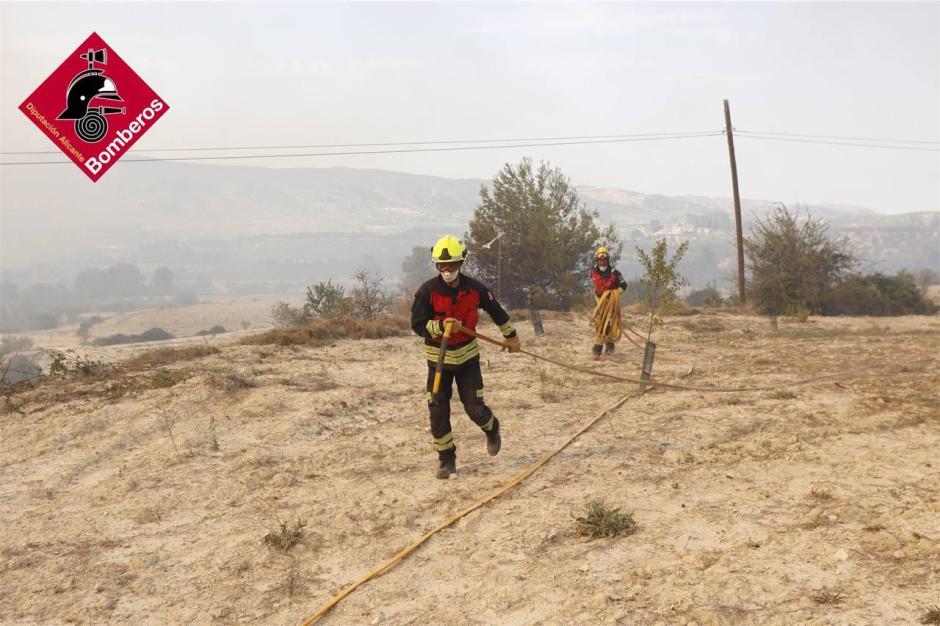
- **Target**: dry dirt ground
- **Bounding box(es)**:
[1,311,938,625]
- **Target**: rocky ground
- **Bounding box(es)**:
[1,309,938,625]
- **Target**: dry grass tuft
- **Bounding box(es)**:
[921,606,940,625]
[575,501,637,538]
[209,372,257,392]
[767,389,797,400]
[264,518,307,551]
[150,369,188,389]
[679,318,726,333]
[242,315,410,347]
[808,488,835,501]
[126,345,220,370]
[812,589,845,605]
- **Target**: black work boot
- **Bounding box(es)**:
[485,418,501,456]
[592,344,603,361]
[605,341,616,354]
[436,455,457,479]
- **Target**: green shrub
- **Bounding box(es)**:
[92,333,132,346]
[195,325,227,336]
[821,272,939,316]
[92,327,175,346]
[150,369,187,389]
[138,328,174,342]
[48,350,113,379]
[264,518,306,551]
[575,500,637,538]
[745,204,855,316]
[270,301,311,328]
[685,284,724,308]
[306,281,348,318]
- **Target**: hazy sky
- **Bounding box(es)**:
[2,1,938,213]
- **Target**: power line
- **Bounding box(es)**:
[0,130,722,156]
[0,132,725,166]
[6,128,937,157]
[740,129,940,145]
[735,132,940,152]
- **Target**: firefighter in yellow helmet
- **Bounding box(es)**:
[411,235,521,479]
[590,246,627,359]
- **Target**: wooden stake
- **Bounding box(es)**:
[639,340,656,395]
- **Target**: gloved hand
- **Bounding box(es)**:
[503,335,522,353]
[443,318,463,335]
[617,287,624,295]
[426,318,463,338]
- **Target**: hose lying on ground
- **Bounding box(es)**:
[300,319,925,624]
[301,391,639,625]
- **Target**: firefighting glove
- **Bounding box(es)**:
[426,318,462,338]
[503,335,522,353]
[443,318,462,334]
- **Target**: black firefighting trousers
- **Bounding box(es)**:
[426,358,495,460]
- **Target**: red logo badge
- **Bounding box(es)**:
[18,32,169,182]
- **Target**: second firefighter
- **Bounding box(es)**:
[590,246,627,359]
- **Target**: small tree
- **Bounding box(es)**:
[349,270,391,319]
[685,283,723,308]
[745,204,855,319]
[636,238,689,341]
[305,281,347,318]
[466,158,621,310]
[270,301,310,328]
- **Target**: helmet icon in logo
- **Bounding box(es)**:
[57,47,125,143]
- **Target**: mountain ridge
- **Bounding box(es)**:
[1,163,936,288]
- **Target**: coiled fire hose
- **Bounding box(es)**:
[592,289,622,346]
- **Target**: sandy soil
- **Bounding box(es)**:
[1,310,938,625]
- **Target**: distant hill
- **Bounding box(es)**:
[1,163,936,290]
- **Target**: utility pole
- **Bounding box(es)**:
[723,98,746,308]
[497,235,501,301]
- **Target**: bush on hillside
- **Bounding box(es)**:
[821,272,939,316]
[92,327,175,346]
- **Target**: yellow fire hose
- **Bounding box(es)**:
[590,293,698,365]
[592,289,622,346]
[300,391,639,625]
[464,326,884,393]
